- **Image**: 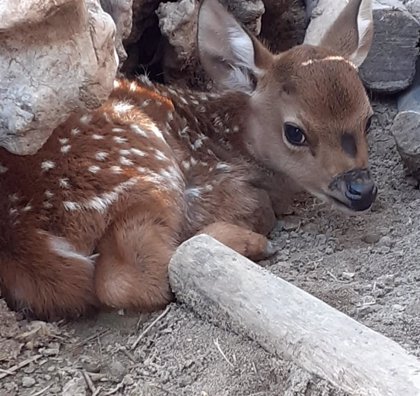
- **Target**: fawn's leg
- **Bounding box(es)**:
[196,222,276,261]
[94,208,175,311]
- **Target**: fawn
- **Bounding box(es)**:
[0,0,376,321]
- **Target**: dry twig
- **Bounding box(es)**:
[0,354,42,379]
[131,306,171,350]
[213,338,234,368]
[82,370,97,394]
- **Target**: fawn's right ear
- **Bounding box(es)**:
[197,0,272,94]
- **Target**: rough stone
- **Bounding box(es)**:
[0,0,118,155]
[100,0,133,63]
[21,376,36,388]
[305,0,420,94]
[62,376,87,396]
[359,0,420,94]
[403,0,420,22]
[391,58,420,180]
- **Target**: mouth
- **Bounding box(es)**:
[312,191,375,215]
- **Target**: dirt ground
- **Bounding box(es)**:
[0,97,419,395]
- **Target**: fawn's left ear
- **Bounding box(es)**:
[196,0,272,93]
[308,0,374,68]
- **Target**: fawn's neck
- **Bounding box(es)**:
[164,84,256,162]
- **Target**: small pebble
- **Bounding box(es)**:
[342,272,355,280]
[123,374,134,386]
[362,233,381,244]
[281,216,301,231]
[325,246,334,255]
[393,304,405,311]
[378,235,393,248]
[22,376,36,388]
[109,360,127,380]
[62,377,86,396]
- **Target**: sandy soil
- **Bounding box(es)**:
[0,98,419,395]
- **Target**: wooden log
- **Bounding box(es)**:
[304,0,420,94]
[169,234,420,396]
[391,58,420,180]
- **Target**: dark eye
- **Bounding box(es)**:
[284,123,306,146]
[365,116,373,134]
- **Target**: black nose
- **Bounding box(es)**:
[345,179,377,211]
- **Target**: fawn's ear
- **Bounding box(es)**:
[197,0,272,93]
[310,0,374,68]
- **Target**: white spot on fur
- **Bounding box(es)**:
[182,160,190,170]
[9,208,18,216]
[112,128,125,133]
[92,134,104,140]
[9,194,19,202]
[71,128,80,136]
[154,150,168,161]
[95,152,109,161]
[111,166,123,174]
[119,149,131,156]
[233,125,240,132]
[48,234,94,266]
[301,56,357,69]
[63,201,78,211]
[61,145,71,153]
[140,99,151,109]
[130,125,148,137]
[43,202,53,209]
[59,138,69,144]
[216,163,231,172]
[80,114,92,124]
[59,178,70,189]
[113,136,128,144]
[168,88,177,96]
[113,80,121,89]
[179,126,188,138]
[130,81,137,91]
[167,112,174,122]
[22,204,32,212]
[192,137,206,150]
[131,148,146,157]
[0,163,8,174]
[45,190,54,198]
[186,187,201,198]
[64,177,140,213]
[120,157,134,166]
[103,113,111,123]
[89,165,101,174]
[41,161,55,172]
[114,102,134,113]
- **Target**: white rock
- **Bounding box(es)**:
[0,0,118,155]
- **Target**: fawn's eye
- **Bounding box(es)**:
[365,116,373,134]
[284,123,306,146]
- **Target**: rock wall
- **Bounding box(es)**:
[0,0,118,155]
[1,0,419,155]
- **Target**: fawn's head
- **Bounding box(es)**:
[197,0,376,213]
